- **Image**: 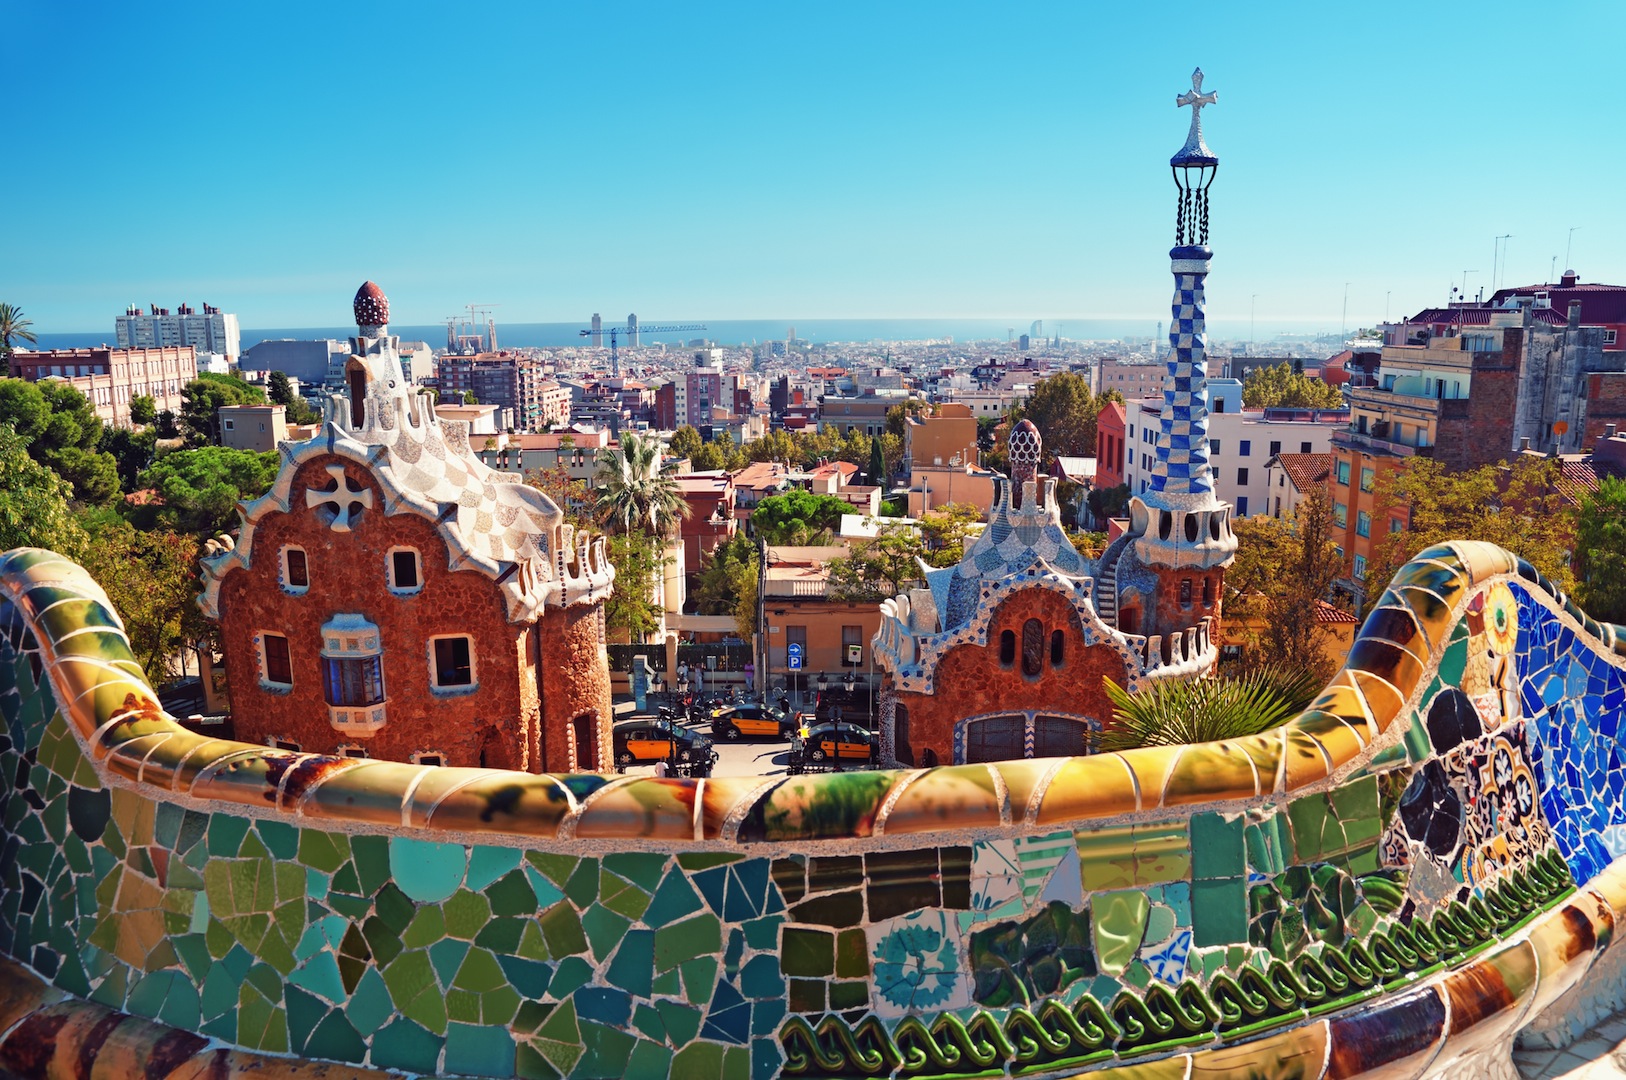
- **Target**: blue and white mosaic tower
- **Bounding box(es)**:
[1129,68,1237,575]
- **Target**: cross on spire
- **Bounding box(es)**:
[1176,68,1216,143]
[305,463,374,532]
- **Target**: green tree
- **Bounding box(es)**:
[1241,363,1346,410]
[462,390,478,405]
[1572,476,1626,625]
[267,371,296,407]
[917,502,983,565]
[750,491,852,545]
[691,441,727,471]
[1365,456,1575,613]
[868,437,887,487]
[692,533,760,642]
[77,516,208,682]
[102,425,158,493]
[180,373,266,446]
[0,424,88,556]
[0,304,36,377]
[595,432,689,537]
[155,410,180,439]
[825,503,983,601]
[129,395,157,426]
[0,378,119,504]
[1011,372,1102,465]
[669,425,704,461]
[827,523,929,602]
[266,370,318,426]
[1087,483,1131,528]
[602,532,668,642]
[1226,486,1347,683]
[744,429,801,465]
[135,445,280,535]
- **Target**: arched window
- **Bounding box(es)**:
[894,704,912,768]
[1180,578,1193,606]
[1050,630,1065,667]
[999,630,1016,666]
[1202,576,1215,607]
[1022,619,1044,676]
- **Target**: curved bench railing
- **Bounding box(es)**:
[0,541,1622,1077]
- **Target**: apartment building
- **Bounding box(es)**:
[1122,380,1346,518]
[116,302,240,362]
[8,345,197,427]
[436,352,549,431]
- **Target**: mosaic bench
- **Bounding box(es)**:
[0,540,1623,1079]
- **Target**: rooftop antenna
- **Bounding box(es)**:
[1551,256,1559,283]
[1341,283,1351,342]
[1493,234,1512,292]
[1566,226,1582,272]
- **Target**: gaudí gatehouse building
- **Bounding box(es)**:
[0,70,1624,1080]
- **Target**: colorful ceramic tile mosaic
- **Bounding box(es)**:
[5,536,1626,1079]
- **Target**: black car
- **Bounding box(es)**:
[813,686,876,724]
[787,721,875,773]
[612,718,717,773]
[710,703,796,741]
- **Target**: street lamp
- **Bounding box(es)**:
[843,672,856,695]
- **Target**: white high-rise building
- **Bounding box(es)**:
[116,303,241,362]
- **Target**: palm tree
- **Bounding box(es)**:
[1098,664,1322,752]
[0,304,37,376]
[594,432,690,537]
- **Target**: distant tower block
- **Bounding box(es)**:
[627,313,639,347]
[591,313,603,348]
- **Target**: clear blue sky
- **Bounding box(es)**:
[6,1,1623,334]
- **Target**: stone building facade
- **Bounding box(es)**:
[200,283,615,772]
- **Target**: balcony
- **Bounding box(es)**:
[1332,427,1434,459]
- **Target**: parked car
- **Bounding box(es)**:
[612,718,717,773]
[710,703,796,741]
[813,686,876,725]
[787,721,875,772]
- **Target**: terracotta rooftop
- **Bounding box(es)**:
[1272,452,1334,492]
[1316,599,1359,625]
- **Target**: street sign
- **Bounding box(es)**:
[787,642,803,670]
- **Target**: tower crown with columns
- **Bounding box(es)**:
[1130,67,1237,573]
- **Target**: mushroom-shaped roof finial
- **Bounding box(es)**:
[1010,419,1042,492]
[353,281,389,328]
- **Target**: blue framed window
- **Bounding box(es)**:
[324,656,384,707]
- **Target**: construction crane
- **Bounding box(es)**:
[467,304,500,352]
[580,322,706,376]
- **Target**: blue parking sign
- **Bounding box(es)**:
[787,642,803,670]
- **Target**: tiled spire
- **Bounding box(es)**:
[1131,70,1236,571]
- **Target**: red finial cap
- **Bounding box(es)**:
[353,281,389,327]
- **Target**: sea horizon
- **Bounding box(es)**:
[28,316,1342,355]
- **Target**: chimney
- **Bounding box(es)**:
[1568,301,1583,329]
[1609,424,1618,438]
[1520,437,1531,452]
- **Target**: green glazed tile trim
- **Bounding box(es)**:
[777,849,1573,1078]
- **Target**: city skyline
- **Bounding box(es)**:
[6,0,1623,333]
